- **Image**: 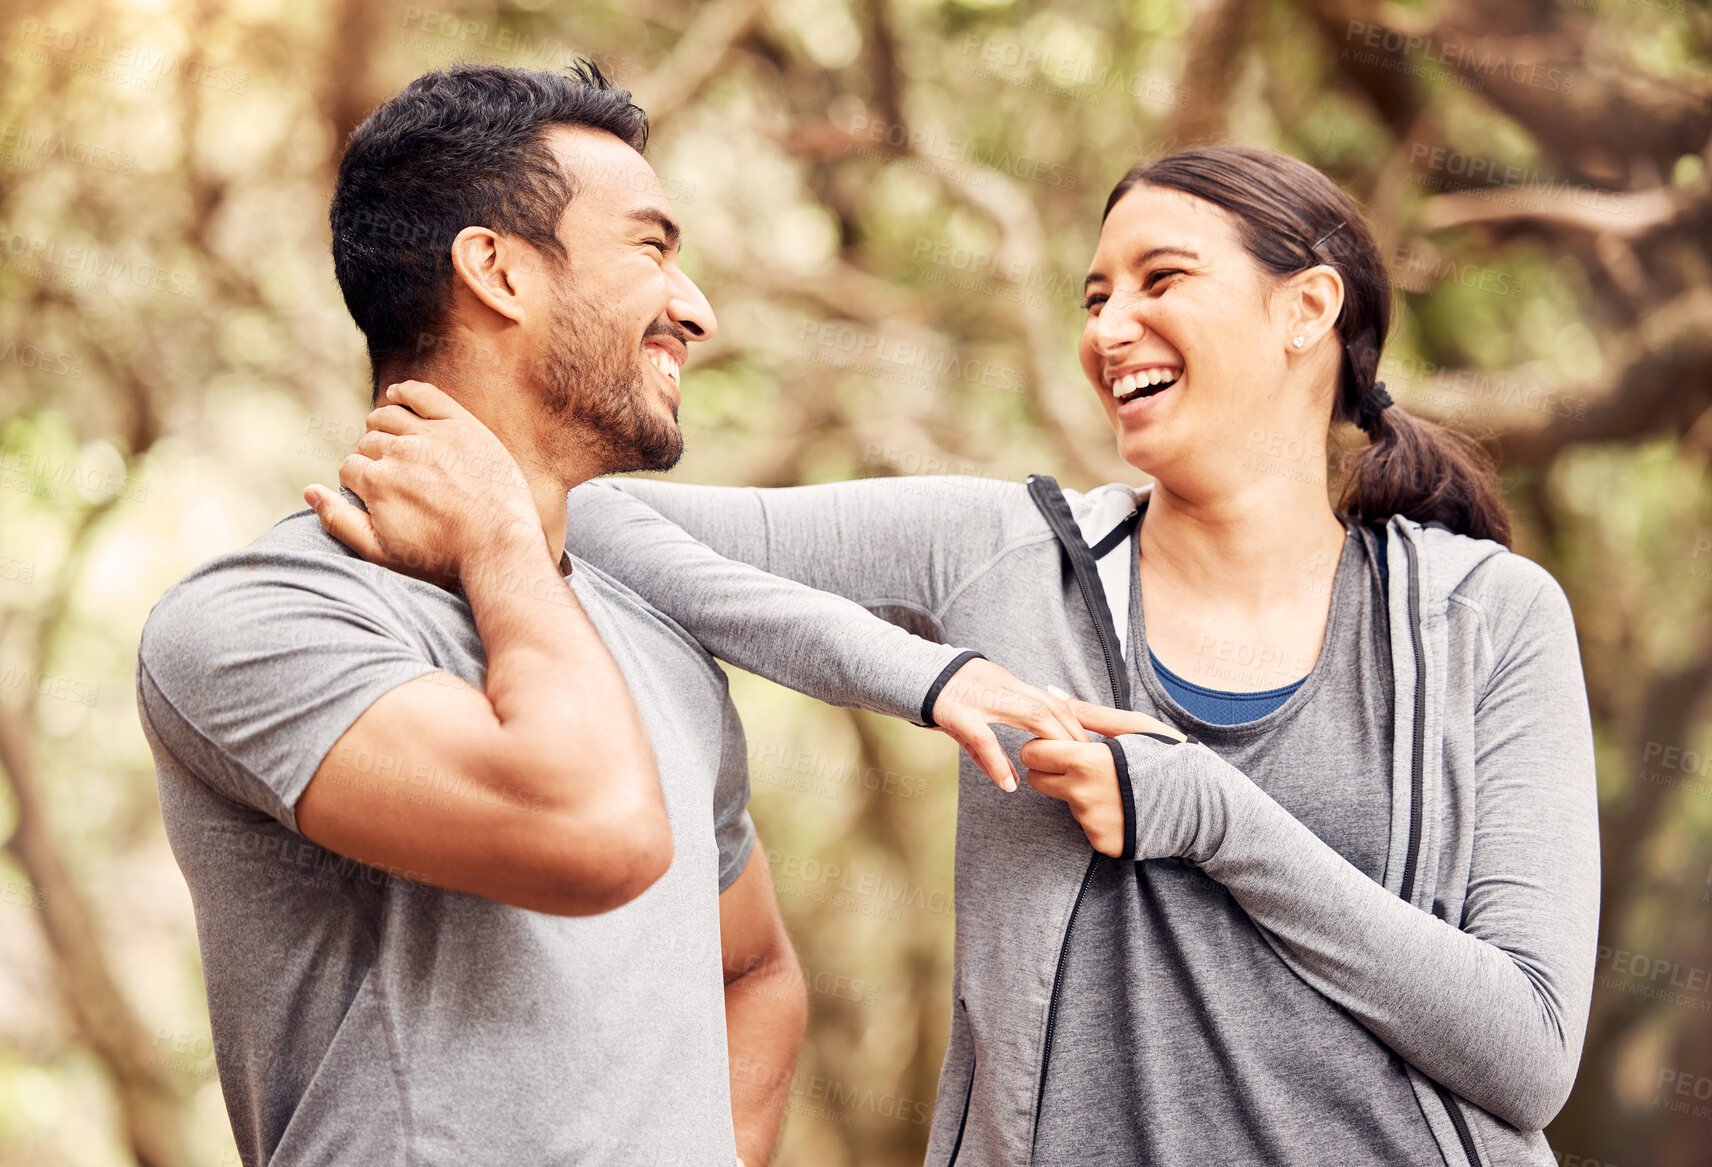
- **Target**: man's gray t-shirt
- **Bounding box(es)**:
[137,509,755,1167]
[1035,521,1444,1164]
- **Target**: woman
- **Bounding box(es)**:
[564,145,1598,1166]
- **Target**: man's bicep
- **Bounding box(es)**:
[137,566,441,828]
[295,672,568,907]
[137,568,540,903]
[142,558,670,916]
[299,669,671,915]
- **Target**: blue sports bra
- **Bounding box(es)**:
[1149,649,1305,725]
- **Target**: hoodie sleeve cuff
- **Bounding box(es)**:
[1110,731,1226,862]
[1104,737,1138,860]
[918,650,987,728]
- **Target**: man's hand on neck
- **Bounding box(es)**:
[306,379,572,585]
[384,346,619,561]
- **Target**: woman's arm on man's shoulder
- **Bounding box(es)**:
[573,474,1023,630]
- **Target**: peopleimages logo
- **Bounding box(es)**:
[398,7,629,78]
[749,740,931,803]
[1342,21,1575,94]
[795,319,1028,395]
[843,114,1079,189]
[1405,144,1635,220]
[730,1055,933,1126]
[1653,1068,1712,1120]
[1636,740,1712,799]
[1388,244,1524,300]
[957,33,1187,108]
[0,447,149,502]
[0,665,99,707]
[0,123,135,174]
[0,226,198,298]
[0,336,83,378]
[13,20,248,92]
[764,848,954,919]
[1598,944,1712,1004]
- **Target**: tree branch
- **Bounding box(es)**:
[1170,0,1262,144]
[0,487,189,1167]
[630,0,767,133]
[1495,287,1712,466]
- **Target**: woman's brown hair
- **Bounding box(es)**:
[1104,145,1511,546]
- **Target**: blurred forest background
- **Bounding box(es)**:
[0,0,1709,1163]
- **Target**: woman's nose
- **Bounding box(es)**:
[1092,291,1148,353]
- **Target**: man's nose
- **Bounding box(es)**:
[667,265,717,342]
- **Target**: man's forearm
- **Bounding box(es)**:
[720,851,808,1165]
[457,530,668,889]
[301,383,671,914]
[725,949,806,1166]
[462,530,653,777]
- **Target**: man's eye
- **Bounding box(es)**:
[645,239,668,254]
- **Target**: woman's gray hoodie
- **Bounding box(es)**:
[562,474,1599,1167]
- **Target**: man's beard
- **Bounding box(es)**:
[536,294,684,474]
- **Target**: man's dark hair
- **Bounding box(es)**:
[330,60,648,395]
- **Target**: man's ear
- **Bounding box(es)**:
[1286,264,1345,350]
[449,226,530,325]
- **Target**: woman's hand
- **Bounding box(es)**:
[930,659,1089,791]
[1020,689,1186,857]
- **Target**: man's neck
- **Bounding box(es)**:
[527,475,572,572]
[387,358,601,569]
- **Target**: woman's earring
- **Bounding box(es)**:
[1291,336,1304,349]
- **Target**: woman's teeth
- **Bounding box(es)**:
[646,347,681,385]
[1111,368,1180,402]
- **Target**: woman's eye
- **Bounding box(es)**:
[1083,293,1108,312]
[1145,269,1182,290]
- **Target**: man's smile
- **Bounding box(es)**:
[643,341,683,386]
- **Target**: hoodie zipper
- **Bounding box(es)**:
[1398,533,1428,904]
[1433,1081,1484,1167]
[946,999,976,1165]
[1031,853,1098,1148]
[1392,525,1483,1167]
[1023,477,1135,1160]
[1025,477,1132,708]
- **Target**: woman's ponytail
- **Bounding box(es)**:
[1328,280,1511,546]
[1337,392,1512,546]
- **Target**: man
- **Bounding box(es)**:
[138,62,1079,1165]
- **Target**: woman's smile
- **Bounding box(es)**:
[1106,364,1183,404]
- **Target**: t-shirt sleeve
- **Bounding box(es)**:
[712,693,757,893]
[136,549,441,833]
